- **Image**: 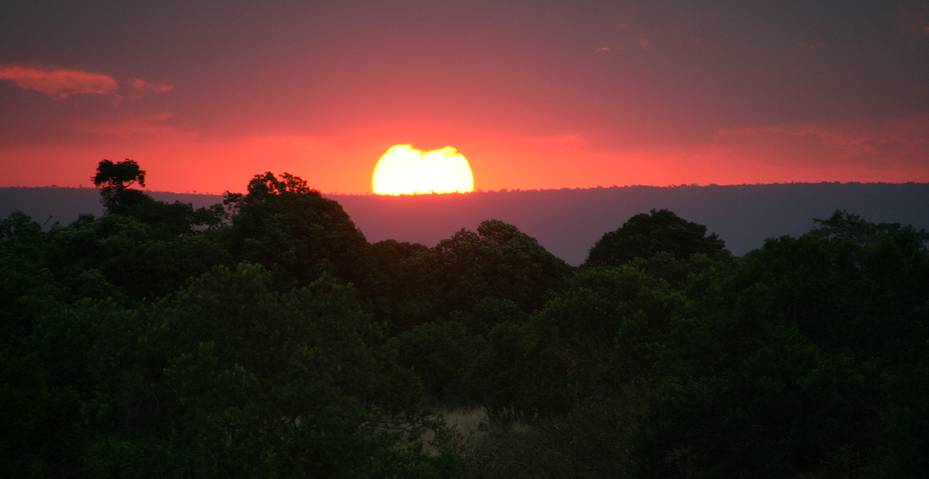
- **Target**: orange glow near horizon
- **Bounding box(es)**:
[372,144,475,195]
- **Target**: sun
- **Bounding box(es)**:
[372,144,475,195]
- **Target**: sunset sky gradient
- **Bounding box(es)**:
[2,0,928,193]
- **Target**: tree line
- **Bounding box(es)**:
[2,159,927,477]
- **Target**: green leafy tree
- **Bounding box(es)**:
[627,211,929,478]
[138,263,431,477]
[388,321,487,404]
[362,240,440,332]
[466,320,537,415]
[522,266,687,416]
[46,214,227,301]
[433,220,572,325]
[585,209,726,267]
[224,172,369,289]
[92,159,147,213]
[93,159,224,234]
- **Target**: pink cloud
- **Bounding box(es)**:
[0,65,117,100]
[129,78,174,96]
[594,46,625,55]
[0,65,173,102]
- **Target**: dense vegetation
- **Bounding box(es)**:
[2,160,928,478]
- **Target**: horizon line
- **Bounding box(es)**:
[2,181,929,197]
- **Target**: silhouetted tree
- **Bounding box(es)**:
[92,159,224,235]
[810,209,929,245]
[92,159,147,212]
[224,172,369,288]
[585,209,726,267]
[433,220,572,322]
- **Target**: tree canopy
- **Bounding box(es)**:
[224,171,369,289]
[2,160,927,478]
[92,159,146,212]
[585,208,726,267]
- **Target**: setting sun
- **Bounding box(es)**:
[372,144,475,195]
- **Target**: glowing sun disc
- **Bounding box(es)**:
[372,144,475,195]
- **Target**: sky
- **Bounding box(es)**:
[1,0,928,194]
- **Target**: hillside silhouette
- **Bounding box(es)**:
[4,183,929,263]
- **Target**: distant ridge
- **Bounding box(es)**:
[3,184,929,265]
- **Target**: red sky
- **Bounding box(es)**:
[2,1,928,194]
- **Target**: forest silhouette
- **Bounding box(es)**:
[2,160,928,477]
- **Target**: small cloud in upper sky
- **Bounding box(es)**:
[0,65,117,100]
[129,78,174,96]
[595,45,625,55]
[639,37,650,50]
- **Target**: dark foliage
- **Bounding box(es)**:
[432,220,572,330]
[2,160,927,478]
[92,159,146,211]
[585,208,726,267]
[224,172,369,289]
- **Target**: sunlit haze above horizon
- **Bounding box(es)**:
[1,0,928,194]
